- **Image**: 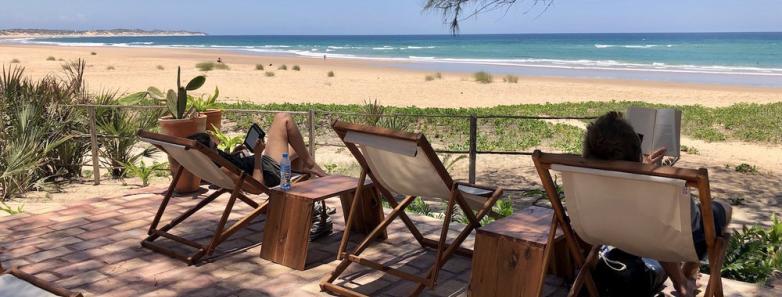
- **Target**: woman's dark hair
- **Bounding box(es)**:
[187,132,214,148]
[583,111,643,162]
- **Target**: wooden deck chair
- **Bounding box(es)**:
[321,121,503,297]
[0,261,83,297]
[531,150,730,297]
[137,130,307,265]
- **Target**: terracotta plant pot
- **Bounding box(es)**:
[202,109,222,132]
[158,114,207,193]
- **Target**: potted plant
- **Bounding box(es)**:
[190,86,221,132]
[156,67,208,193]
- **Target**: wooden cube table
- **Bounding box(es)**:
[260,175,385,270]
[470,206,573,297]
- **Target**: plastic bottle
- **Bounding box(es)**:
[280,152,291,191]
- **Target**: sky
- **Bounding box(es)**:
[2,0,781,35]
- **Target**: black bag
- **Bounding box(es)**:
[593,246,667,297]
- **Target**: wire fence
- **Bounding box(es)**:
[74,104,598,187]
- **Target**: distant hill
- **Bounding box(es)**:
[0,29,206,38]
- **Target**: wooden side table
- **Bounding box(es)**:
[260,175,385,270]
[470,206,573,297]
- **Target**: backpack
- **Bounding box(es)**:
[593,246,667,297]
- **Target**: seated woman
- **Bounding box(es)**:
[583,111,732,297]
[188,112,332,240]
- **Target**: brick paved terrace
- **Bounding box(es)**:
[0,187,773,296]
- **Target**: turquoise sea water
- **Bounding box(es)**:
[11,33,782,86]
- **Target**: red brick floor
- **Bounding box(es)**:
[0,187,766,296]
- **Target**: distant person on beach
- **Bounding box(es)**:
[583,112,732,297]
[323,55,327,60]
[217,57,222,63]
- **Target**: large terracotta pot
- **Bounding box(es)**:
[158,114,207,193]
[202,109,222,132]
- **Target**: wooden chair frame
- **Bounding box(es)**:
[137,130,307,265]
[0,261,83,297]
[531,150,730,297]
[321,121,503,297]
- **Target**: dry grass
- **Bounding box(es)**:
[265,71,275,77]
[46,56,56,61]
[327,70,335,77]
[474,71,492,84]
[255,64,264,70]
[503,75,519,83]
[292,65,301,71]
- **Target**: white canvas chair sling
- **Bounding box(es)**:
[532,150,729,297]
[137,130,270,265]
[0,262,83,297]
[321,121,503,297]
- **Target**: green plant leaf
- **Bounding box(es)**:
[185,75,206,91]
[166,89,177,118]
[177,87,187,119]
[147,86,164,98]
[209,86,219,105]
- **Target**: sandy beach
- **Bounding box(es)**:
[1,43,780,108]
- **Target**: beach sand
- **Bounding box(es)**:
[1,43,780,108]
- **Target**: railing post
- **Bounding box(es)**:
[88,106,101,185]
[468,114,477,184]
[308,109,316,161]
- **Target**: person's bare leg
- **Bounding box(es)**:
[662,261,693,297]
[263,112,326,176]
[683,262,701,289]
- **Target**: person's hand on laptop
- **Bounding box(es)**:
[252,139,266,156]
[643,147,666,166]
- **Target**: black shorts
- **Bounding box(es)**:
[692,202,728,260]
[217,151,281,187]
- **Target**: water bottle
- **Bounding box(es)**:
[280,152,291,191]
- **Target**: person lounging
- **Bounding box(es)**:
[582,111,732,297]
[188,112,332,240]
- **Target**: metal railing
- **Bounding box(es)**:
[76,104,597,187]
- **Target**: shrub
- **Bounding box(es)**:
[327,70,335,77]
[705,216,782,283]
[435,72,442,79]
[278,64,287,70]
[10,58,20,63]
[93,91,162,178]
[123,160,168,187]
[209,129,243,153]
[265,71,275,77]
[735,163,758,174]
[255,64,264,70]
[215,62,230,70]
[156,65,165,70]
[90,52,97,55]
[425,75,435,81]
[46,56,56,61]
[474,71,492,83]
[0,62,88,200]
[196,61,216,71]
[292,65,301,71]
[503,75,519,83]
[681,145,699,155]
[106,66,115,70]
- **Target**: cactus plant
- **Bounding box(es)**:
[163,67,205,119]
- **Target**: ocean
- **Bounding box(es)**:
[10,33,782,86]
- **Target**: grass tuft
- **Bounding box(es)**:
[106,66,115,70]
[255,64,264,70]
[735,163,758,174]
[473,71,492,83]
[425,75,435,81]
[327,70,335,77]
[680,145,699,155]
[10,58,20,63]
[278,64,288,70]
[46,56,56,61]
[292,65,301,71]
[215,63,230,70]
[156,65,165,70]
[265,71,275,77]
[503,75,519,83]
[196,61,215,71]
[90,52,97,55]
